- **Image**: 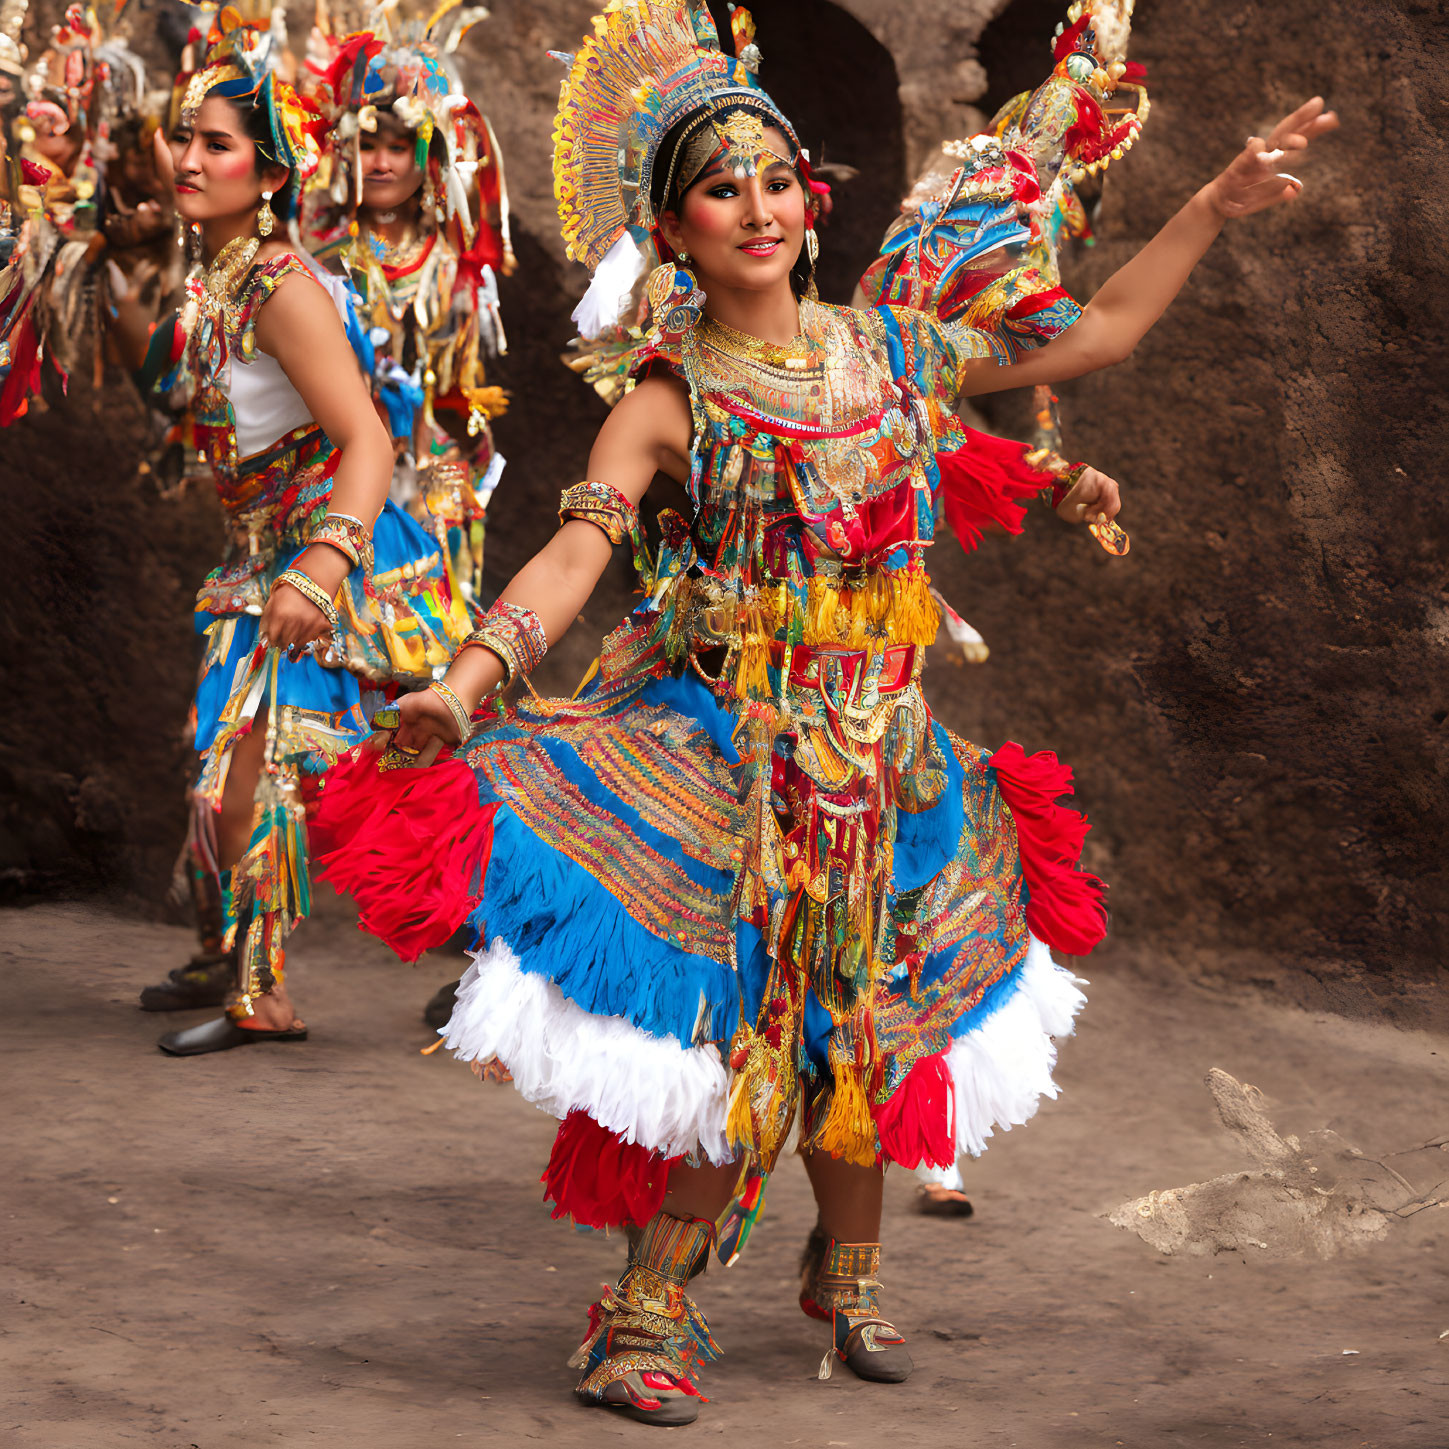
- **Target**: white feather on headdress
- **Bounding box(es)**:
[570,231,648,340]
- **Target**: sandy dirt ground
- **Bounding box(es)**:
[3,899,1446,1449]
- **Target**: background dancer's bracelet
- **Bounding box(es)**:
[308,511,374,575]
[274,569,339,634]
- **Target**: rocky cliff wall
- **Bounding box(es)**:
[2,0,1442,1019]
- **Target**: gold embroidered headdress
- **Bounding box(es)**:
[550,0,799,271]
[174,6,320,215]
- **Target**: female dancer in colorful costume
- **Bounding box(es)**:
[139,11,477,1055]
[301,11,512,604]
[312,0,1336,1424]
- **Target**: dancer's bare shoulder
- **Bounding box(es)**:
[593,369,693,490]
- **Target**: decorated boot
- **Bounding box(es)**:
[570,1211,720,1426]
[800,1231,914,1383]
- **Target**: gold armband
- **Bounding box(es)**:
[559,480,640,546]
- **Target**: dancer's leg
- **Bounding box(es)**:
[662,1157,741,1224]
[212,709,298,1033]
[802,1150,883,1241]
[799,1151,912,1383]
[157,708,307,1052]
[572,1160,737,1425]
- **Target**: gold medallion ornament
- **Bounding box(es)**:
[201,233,262,325]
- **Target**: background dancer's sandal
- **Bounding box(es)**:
[156,1016,309,1056]
[915,1183,975,1218]
[569,1267,718,1426]
[138,951,236,1011]
[801,1235,915,1383]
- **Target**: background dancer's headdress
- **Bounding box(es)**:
[301,1,511,271]
[551,0,802,333]
[1024,0,1149,186]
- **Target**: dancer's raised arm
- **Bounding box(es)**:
[959,98,1338,396]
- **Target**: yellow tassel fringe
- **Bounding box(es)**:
[813,1058,878,1167]
[799,573,939,650]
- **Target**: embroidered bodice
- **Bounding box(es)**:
[178,251,351,476]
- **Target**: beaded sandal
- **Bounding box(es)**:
[800,1229,914,1383]
[571,1213,720,1426]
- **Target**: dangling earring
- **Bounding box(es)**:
[804,225,820,301]
[257,189,275,238]
[670,248,697,296]
[644,252,704,344]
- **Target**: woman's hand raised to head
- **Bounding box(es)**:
[1205,97,1339,220]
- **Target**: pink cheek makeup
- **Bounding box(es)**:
[211,148,256,183]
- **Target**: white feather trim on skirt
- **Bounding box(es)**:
[442,933,1085,1168]
[943,934,1088,1158]
[439,939,731,1163]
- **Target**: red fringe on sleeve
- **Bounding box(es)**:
[934,428,1054,552]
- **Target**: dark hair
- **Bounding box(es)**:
[650,107,816,297]
[220,93,296,219]
[368,108,417,144]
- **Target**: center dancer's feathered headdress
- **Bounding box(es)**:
[551,1,800,332]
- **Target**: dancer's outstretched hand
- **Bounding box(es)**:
[1206,97,1339,219]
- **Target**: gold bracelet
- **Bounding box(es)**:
[428,679,473,744]
[460,600,548,684]
[275,568,339,633]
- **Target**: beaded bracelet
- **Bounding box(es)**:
[308,511,374,575]
[1023,447,1085,510]
[274,568,339,633]
[428,679,473,743]
[461,599,548,684]
[1050,462,1088,510]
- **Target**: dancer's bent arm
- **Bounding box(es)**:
[958,97,1338,398]
[387,371,694,753]
[251,271,394,657]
